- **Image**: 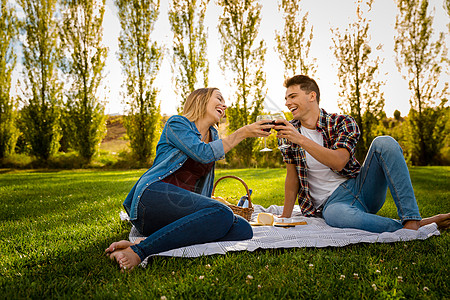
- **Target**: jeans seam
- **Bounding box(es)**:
[358,150,374,196]
[342,176,368,213]
[376,150,405,219]
[354,195,369,212]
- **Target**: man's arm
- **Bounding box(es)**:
[280,163,299,218]
[275,121,350,171]
[295,136,350,171]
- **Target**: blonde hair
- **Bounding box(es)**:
[183,88,219,122]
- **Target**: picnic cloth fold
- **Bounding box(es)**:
[120,205,440,267]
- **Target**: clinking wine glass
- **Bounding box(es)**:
[271,111,290,149]
[256,114,273,152]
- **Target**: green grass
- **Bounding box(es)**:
[0,167,449,299]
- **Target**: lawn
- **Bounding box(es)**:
[0,167,449,299]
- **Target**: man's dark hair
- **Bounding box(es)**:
[283,75,320,103]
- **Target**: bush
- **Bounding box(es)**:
[0,153,33,168]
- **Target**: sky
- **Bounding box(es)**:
[14,0,450,117]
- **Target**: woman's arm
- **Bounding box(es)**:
[166,116,272,163]
[221,122,272,154]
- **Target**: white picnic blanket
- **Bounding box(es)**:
[121,205,440,266]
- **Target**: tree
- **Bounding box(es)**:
[275,0,316,78]
[60,0,108,162]
[0,0,19,159]
[168,0,209,113]
[331,0,385,160]
[437,106,450,164]
[115,0,162,164]
[394,109,402,121]
[218,0,266,166]
[394,0,448,165]
[18,0,62,160]
[446,0,450,33]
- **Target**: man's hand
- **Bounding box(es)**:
[275,120,350,171]
[222,120,274,153]
[274,119,302,145]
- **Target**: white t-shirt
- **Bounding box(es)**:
[300,126,347,208]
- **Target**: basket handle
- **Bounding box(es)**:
[212,175,252,208]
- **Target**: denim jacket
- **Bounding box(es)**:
[123,115,226,221]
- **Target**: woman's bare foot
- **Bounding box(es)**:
[420,213,450,230]
[105,240,133,254]
[105,238,145,255]
[109,247,142,271]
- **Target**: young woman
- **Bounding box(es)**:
[106,88,273,270]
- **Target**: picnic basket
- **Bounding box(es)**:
[211,175,254,221]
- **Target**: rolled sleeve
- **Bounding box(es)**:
[209,139,225,160]
[331,115,360,155]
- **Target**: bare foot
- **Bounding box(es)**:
[105,238,145,255]
[105,240,133,254]
[420,213,450,230]
[403,220,420,230]
[110,247,142,271]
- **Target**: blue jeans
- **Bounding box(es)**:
[129,181,253,261]
[323,136,421,233]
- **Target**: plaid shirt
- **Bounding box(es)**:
[281,109,361,217]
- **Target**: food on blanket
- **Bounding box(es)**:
[273,222,295,227]
[256,213,274,225]
[249,222,265,226]
[251,213,307,227]
[274,221,307,227]
[212,196,231,205]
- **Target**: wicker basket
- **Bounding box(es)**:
[212,175,254,221]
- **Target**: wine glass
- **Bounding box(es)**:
[271,111,290,149]
[256,114,273,152]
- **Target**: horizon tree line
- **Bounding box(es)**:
[0,0,448,166]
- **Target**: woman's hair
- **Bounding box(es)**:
[183,88,219,122]
[284,75,320,103]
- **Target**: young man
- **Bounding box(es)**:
[273,75,449,233]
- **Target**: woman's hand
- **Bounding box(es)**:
[244,119,274,138]
[222,119,273,153]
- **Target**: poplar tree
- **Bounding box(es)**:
[0,0,19,158]
[331,0,385,159]
[394,0,448,165]
[60,0,107,162]
[218,0,266,166]
[168,0,209,112]
[18,0,62,160]
[446,0,450,33]
[115,0,162,163]
[275,0,316,77]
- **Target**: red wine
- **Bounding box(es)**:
[272,121,286,132]
[262,122,272,132]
